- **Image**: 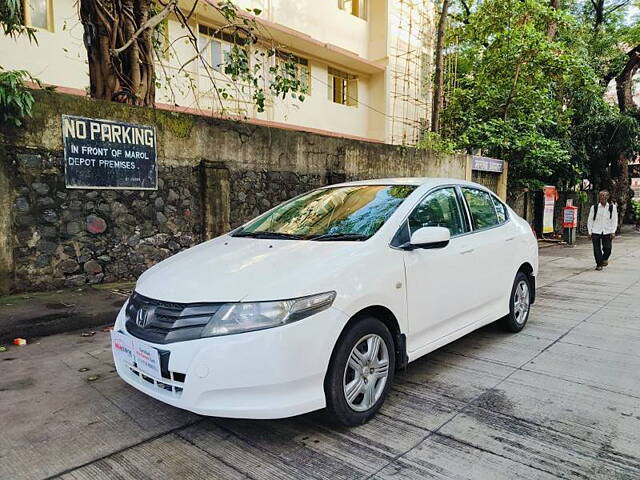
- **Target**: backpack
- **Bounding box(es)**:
[593,203,614,220]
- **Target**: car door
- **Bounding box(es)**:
[459,187,513,320]
[398,187,478,353]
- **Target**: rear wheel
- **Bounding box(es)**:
[501,272,531,332]
[324,317,395,426]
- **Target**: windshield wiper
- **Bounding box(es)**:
[310,233,369,241]
[232,231,307,240]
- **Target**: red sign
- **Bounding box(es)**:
[562,206,578,228]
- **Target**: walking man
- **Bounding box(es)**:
[587,190,618,271]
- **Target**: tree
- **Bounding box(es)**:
[79,0,161,105]
[589,0,631,31]
[435,0,640,213]
[431,0,451,132]
[440,0,596,189]
[577,0,640,222]
[78,0,307,112]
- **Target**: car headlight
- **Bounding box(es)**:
[200,291,336,337]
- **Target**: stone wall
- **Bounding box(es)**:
[0,91,505,294]
[8,152,201,291]
[228,170,325,229]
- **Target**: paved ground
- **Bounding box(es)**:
[2,233,640,480]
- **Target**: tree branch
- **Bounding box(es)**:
[605,1,630,16]
[547,0,560,40]
[111,0,176,55]
[615,44,640,111]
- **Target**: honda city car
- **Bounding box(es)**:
[111,178,538,426]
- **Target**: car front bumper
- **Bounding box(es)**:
[112,303,349,419]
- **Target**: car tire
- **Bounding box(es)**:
[324,316,395,427]
[501,272,532,333]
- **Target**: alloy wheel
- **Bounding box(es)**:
[513,280,530,325]
[343,334,390,412]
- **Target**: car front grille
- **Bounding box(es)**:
[125,291,222,344]
[127,363,185,397]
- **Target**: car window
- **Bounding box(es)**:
[407,187,467,236]
[492,195,508,223]
[236,185,416,239]
[462,188,499,230]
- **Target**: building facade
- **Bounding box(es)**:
[0,0,434,144]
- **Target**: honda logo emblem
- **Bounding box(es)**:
[136,308,150,328]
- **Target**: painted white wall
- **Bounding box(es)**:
[0,0,88,90]
[259,61,372,138]
[231,0,370,58]
[0,0,434,144]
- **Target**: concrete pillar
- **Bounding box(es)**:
[0,159,13,295]
[497,161,509,201]
[201,160,230,240]
[464,155,473,182]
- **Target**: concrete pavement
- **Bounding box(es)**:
[2,233,640,479]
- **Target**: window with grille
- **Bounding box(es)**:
[198,25,248,73]
[328,67,358,106]
[276,51,311,94]
[22,0,53,31]
[338,0,367,20]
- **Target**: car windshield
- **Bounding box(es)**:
[234,185,417,240]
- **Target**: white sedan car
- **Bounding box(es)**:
[112,178,537,426]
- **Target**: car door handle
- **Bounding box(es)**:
[505,236,516,242]
[460,248,475,255]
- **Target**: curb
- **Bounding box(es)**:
[0,309,119,343]
[0,283,133,342]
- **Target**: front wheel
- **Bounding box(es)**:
[324,317,395,426]
[501,272,532,332]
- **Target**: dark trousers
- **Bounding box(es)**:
[592,233,612,266]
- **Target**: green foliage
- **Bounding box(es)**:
[575,190,589,205]
[572,102,640,189]
[0,69,36,127]
[632,199,640,220]
[416,131,458,154]
[440,0,640,191]
[0,0,42,127]
[187,2,307,113]
[0,0,37,43]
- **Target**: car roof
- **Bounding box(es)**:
[325,177,487,189]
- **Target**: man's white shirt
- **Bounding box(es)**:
[587,202,618,235]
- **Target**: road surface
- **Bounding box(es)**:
[2,233,640,479]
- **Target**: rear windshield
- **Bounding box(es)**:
[234,185,416,240]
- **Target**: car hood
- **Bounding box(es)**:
[135,235,367,303]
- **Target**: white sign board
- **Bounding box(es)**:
[471,155,504,173]
[111,330,162,380]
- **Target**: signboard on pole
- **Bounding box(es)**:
[471,155,504,173]
[62,115,157,190]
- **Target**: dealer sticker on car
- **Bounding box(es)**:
[111,330,161,379]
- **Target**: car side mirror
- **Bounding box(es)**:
[404,226,451,250]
